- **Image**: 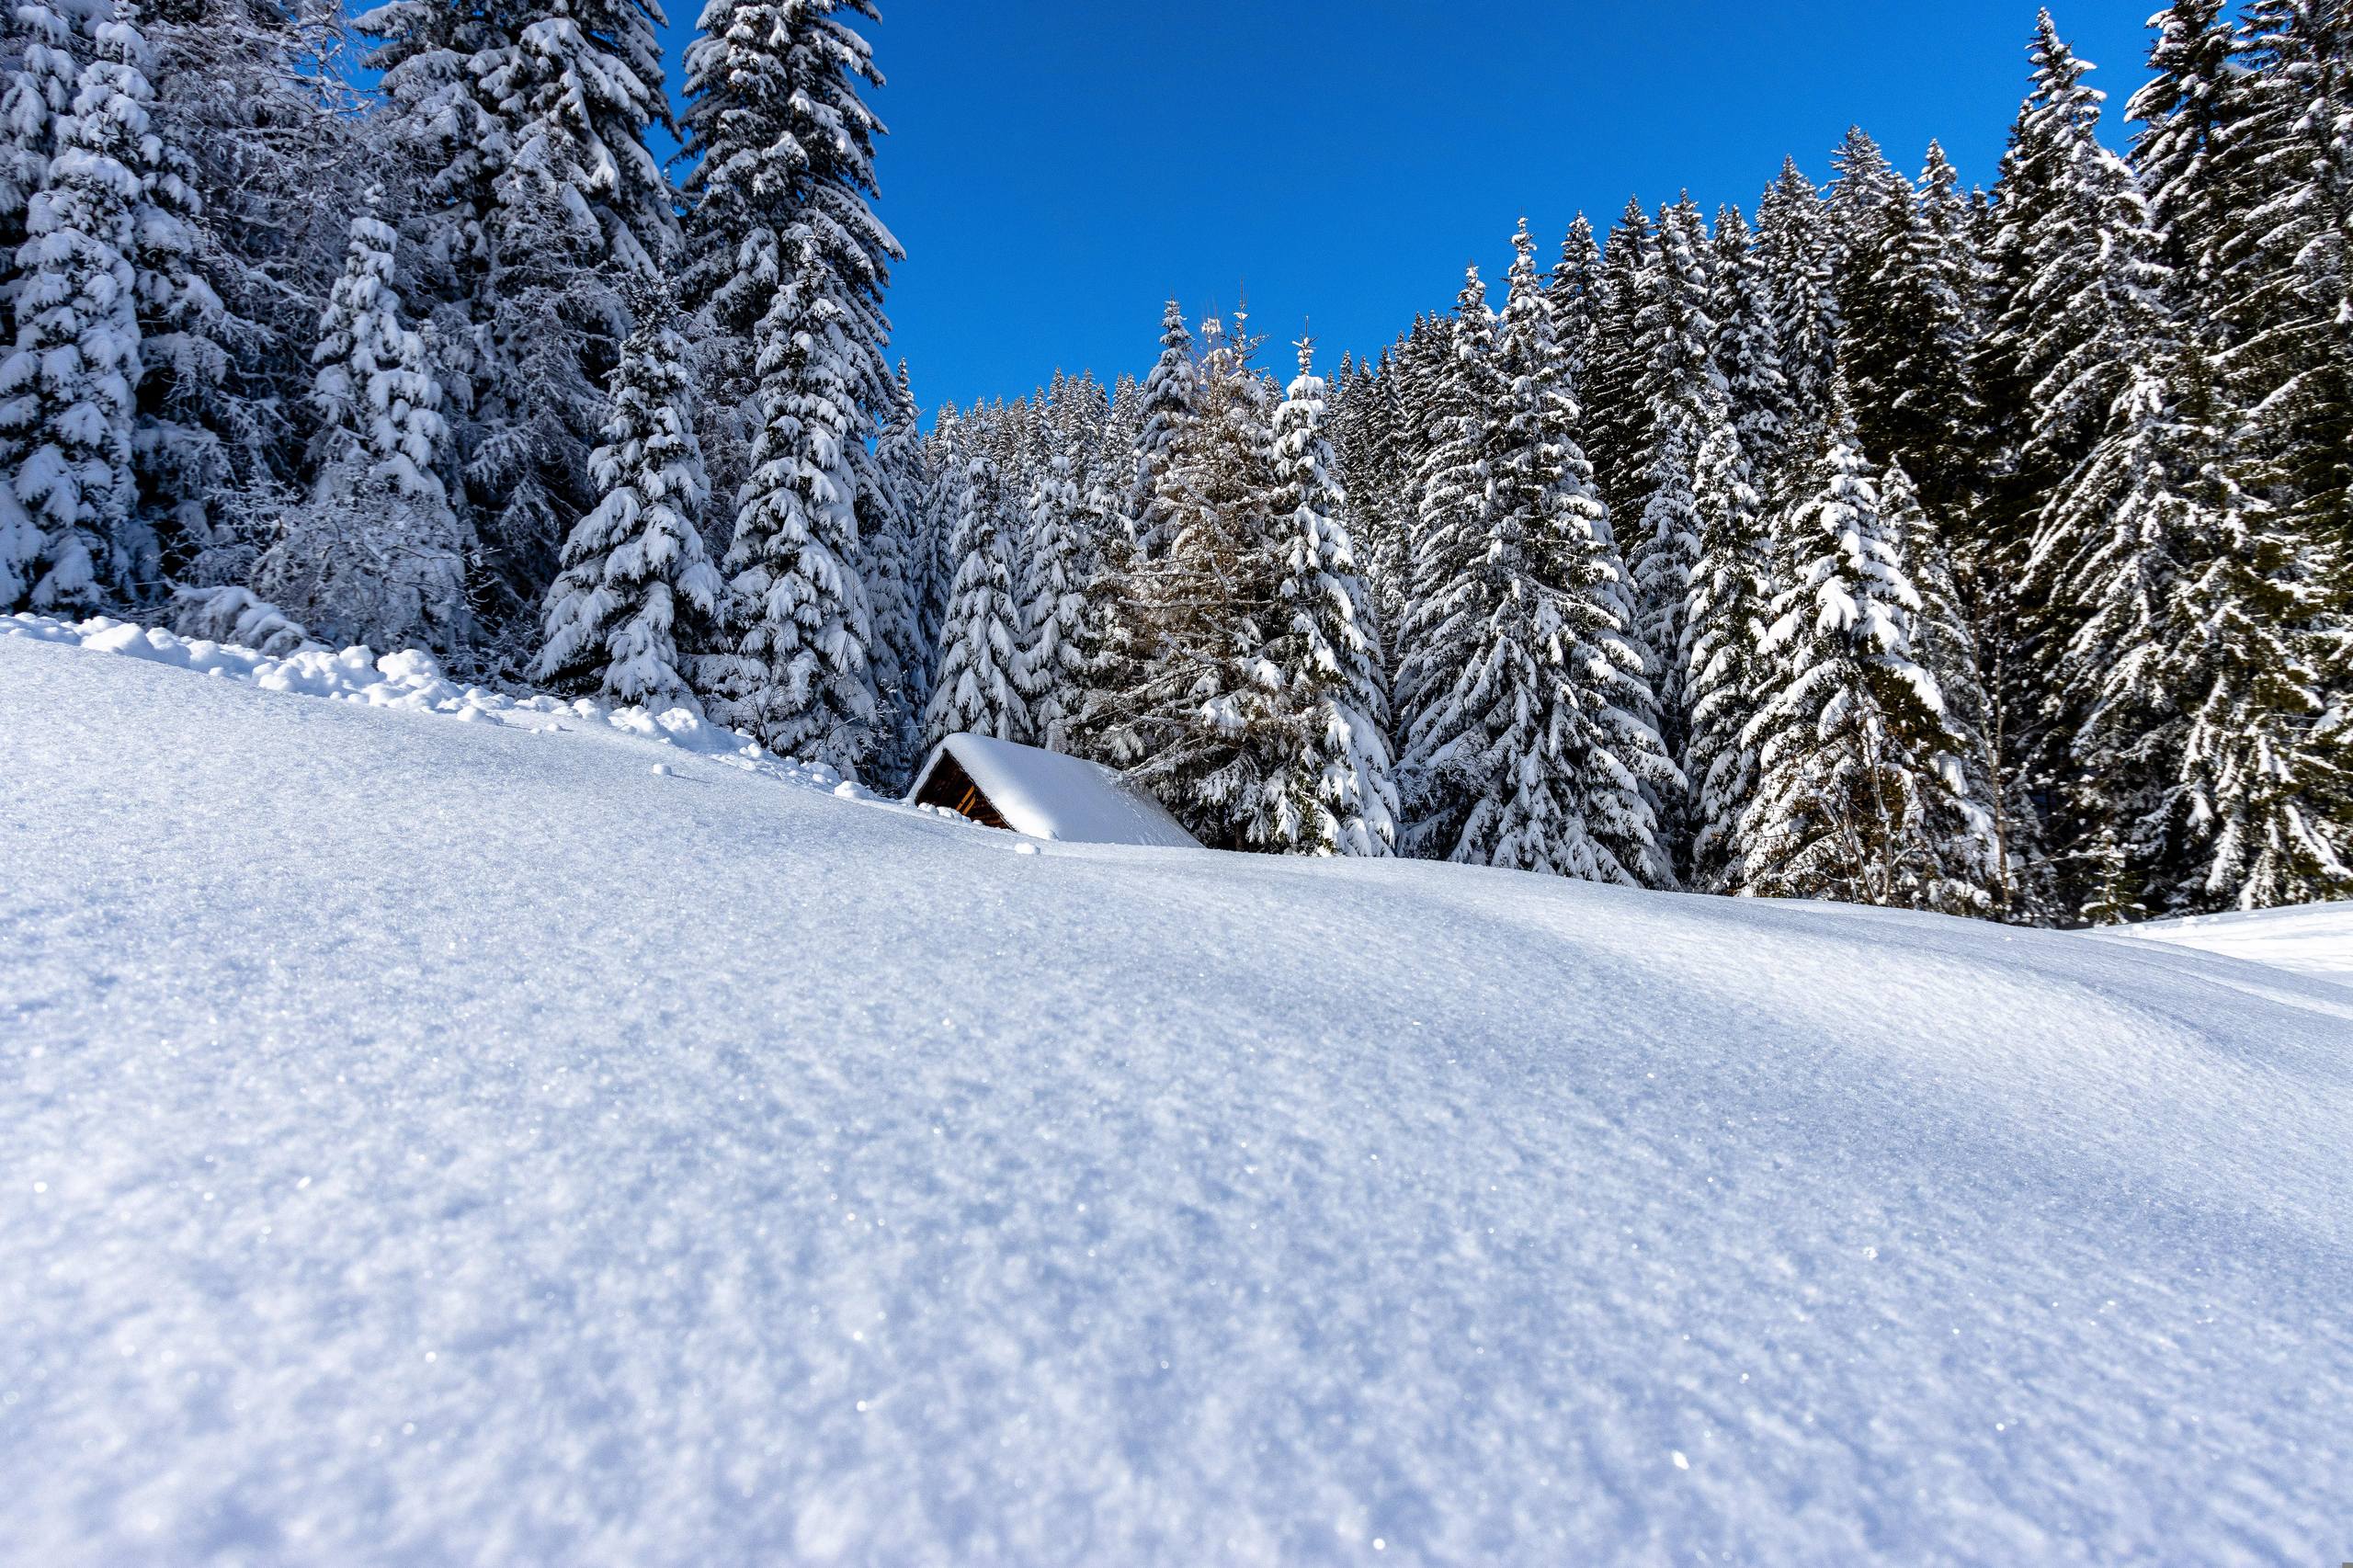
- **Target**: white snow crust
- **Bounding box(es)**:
[3,619,2350,1566]
[2103,901,2353,988]
[917,732,1203,848]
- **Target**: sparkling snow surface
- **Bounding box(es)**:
[2104,902,2353,989]
[4,623,2351,1567]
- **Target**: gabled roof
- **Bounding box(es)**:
[908,734,1203,849]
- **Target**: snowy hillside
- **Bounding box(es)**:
[4,620,2350,1567]
[2105,902,2353,989]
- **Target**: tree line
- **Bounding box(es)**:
[0,0,2344,924]
[915,5,2352,924]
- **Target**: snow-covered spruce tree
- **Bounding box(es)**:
[681,0,888,332]
[1125,297,1197,556]
[0,0,87,306]
[1066,300,1195,759]
[702,241,881,772]
[2127,0,2242,302]
[1839,144,1983,521]
[133,0,360,585]
[1067,379,1141,759]
[1548,213,1602,388]
[1581,198,1654,519]
[0,0,74,603]
[2031,347,2191,920]
[1680,399,1773,893]
[532,278,721,711]
[1111,314,1287,844]
[1825,125,1907,266]
[1972,12,2154,918]
[2207,0,2353,601]
[1257,335,1397,857]
[1981,15,2150,555]
[679,0,902,767]
[1627,197,1723,781]
[1370,318,1450,674]
[923,442,1029,747]
[253,192,470,655]
[1711,205,1792,500]
[357,0,677,658]
[917,399,964,654]
[1392,271,1499,761]
[1740,384,1994,913]
[1402,244,1677,882]
[2164,468,2351,912]
[1324,342,1415,688]
[863,359,932,784]
[1756,157,1840,470]
[1020,415,1090,754]
[0,9,153,611]
[1882,460,2003,897]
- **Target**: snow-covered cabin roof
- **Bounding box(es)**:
[909,734,1202,849]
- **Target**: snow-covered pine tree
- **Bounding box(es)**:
[1680,394,1773,893]
[2207,0,2353,610]
[131,0,353,586]
[253,191,470,654]
[1020,403,1090,753]
[358,0,677,657]
[533,278,721,711]
[1627,196,1723,796]
[2033,345,2189,920]
[1711,205,1793,502]
[2165,464,2351,911]
[1257,335,1397,857]
[1126,297,1196,557]
[0,9,155,610]
[1741,382,1993,912]
[699,239,881,770]
[0,0,84,266]
[0,0,86,607]
[864,359,932,782]
[1392,271,1497,764]
[1402,239,1676,882]
[1548,213,1602,388]
[1756,157,1840,466]
[1825,125,1906,266]
[1839,144,1983,521]
[1983,16,2150,544]
[1972,12,2156,919]
[1582,197,1654,519]
[2127,0,2242,301]
[924,441,1029,747]
[1112,313,1286,844]
[1882,460,2003,899]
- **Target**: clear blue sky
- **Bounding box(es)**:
[658,0,2157,413]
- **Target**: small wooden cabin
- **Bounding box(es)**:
[908,734,1202,849]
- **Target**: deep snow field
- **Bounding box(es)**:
[3,615,2350,1567]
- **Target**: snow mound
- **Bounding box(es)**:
[2,611,866,795]
[3,630,2351,1566]
[2102,901,2353,988]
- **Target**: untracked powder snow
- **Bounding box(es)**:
[2,619,2349,1565]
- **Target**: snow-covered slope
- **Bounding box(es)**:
[2103,902,2353,989]
[4,622,2350,1568]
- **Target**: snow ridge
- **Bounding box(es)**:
[2,612,870,797]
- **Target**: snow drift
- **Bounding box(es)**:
[2,619,2349,1566]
